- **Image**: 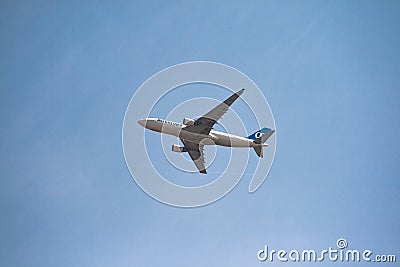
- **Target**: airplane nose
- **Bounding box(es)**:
[137,119,146,127]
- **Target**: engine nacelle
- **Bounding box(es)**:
[183,117,195,126]
[172,144,185,152]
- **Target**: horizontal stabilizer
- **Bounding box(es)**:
[250,128,275,158]
[253,145,263,158]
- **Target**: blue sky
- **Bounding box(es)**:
[1,1,399,266]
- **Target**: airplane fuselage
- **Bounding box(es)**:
[138,118,258,148]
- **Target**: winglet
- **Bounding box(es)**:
[236,88,245,96]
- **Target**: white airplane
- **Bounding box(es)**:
[137,89,275,174]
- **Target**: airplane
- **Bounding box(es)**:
[137,89,275,174]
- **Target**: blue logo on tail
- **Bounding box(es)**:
[247,128,271,140]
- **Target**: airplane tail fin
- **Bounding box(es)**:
[247,128,275,158]
[247,128,274,143]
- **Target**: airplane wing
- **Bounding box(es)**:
[180,139,207,174]
[183,89,244,135]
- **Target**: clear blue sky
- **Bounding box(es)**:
[1,1,399,266]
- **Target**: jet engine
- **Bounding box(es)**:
[172,144,189,152]
[183,118,195,126]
